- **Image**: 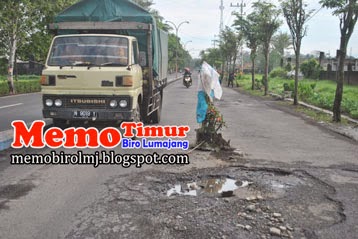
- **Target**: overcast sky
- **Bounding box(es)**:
[153,0,358,58]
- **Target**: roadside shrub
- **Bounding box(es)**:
[298,82,314,100]
[285,63,292,72]
[0,81,9,95]
[254,77,265,90]
[350,110,358,119]
[0,77,41,96]
[14,80,41,93]
[282,80,294,92]
[310,83,316,90]
[289,81,314,101]
[283,83,290,91]
[310,93,334,110]
[342,98,358,115]
[269,67,287,79]
[300,59,321,79]
[288,81,294,91]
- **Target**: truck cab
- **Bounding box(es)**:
[41,34,143,126]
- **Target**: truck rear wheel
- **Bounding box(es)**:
[151,92,162,124]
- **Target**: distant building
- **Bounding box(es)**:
[320,57,358,85]
[321,58,358,72]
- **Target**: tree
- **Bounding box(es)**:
[272,31,292,67]
[233,11,261,90]
[320,0,358,122]
[281,0,313,105]
[219,27,240,76]
[199,48,222,69]
[168,34,178,72]
[17,0,77,62]
[300,58,321,79]
[0,0,39,93]
[252,1,282,95]
[0,0,77,93]
[167,33,192,72]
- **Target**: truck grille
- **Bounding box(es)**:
[65,97,108,109]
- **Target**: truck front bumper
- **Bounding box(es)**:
[43,108,134,121]
[42,94,134,121]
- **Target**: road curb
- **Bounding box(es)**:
[268,92,358,142]
[0,119,53,152]
[0,129,13,151]
[166,76,182,86]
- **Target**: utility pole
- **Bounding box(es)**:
[212,35,220,48]
[231,0,245,73]
[219,0,224,34]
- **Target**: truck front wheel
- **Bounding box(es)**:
[133,102,141,122]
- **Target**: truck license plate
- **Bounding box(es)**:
[73,111,97,118]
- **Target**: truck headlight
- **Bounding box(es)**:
[119,99,128,108]
[109,100,118,108]
[54,99,62,107]
[45,99,53,107]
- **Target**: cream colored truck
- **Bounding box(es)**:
[41,19,168,127]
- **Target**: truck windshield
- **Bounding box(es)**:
[47,36,129,67]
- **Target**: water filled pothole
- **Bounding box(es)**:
[167,178,252,197]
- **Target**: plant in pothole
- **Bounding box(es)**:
[195,62,230,151]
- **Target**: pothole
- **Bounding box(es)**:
[66,167,343,239]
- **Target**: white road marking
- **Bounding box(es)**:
[0,103,23,109]
[0,92,40,99]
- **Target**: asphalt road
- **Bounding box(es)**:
[0,93,43,131]
[0,74,357,238]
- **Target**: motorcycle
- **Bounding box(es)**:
[183,73,192,88]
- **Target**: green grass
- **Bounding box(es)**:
[295,106,349,125]
[0,75,41,96]
[235,74,358,119]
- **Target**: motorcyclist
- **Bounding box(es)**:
[183,67,192,86]
[183,67,192,76]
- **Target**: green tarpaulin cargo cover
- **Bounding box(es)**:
[54,0,168,79]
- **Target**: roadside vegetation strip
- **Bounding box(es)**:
[235,74,358,119]
[0,74,181,97]
[0,75,41,96]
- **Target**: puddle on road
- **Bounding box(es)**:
[0,183,35,200]
[166,185,197,196]
[166,171,306,199]
[167,178,252,197]
[0,183,35,210]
